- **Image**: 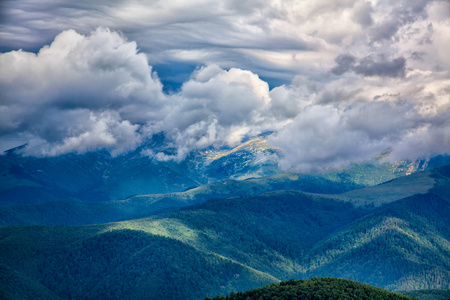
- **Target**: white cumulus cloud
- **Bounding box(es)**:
[0,27,165,155]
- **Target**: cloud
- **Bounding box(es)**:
[331,54,357,76]
[1,0,449,171]
[0,0,350,86]
[332,54,406,78]
[268,67,450,171]
[0,28,165,155]
[0,0,443,87]
[352,1,374,27]
[267,105,387,171]
[354,56,406,78]
[368,0,430,43]
[44,112,142,156]
[147,64,276,161]
[0,29,283,158]
[268,98,450,171]
[390,120,450,161]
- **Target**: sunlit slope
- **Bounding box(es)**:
[107,191,365,279]
[333,169,436,207]
[0,226,277,300]
[97,165,450,290]
[201,136,280,180]
[0,192,359,299]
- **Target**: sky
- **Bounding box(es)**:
[0,0,449,171]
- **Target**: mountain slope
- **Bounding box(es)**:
[333,169,436,207]
[304,193,450,290]
[0,226,277,300]
[0,264,60,300]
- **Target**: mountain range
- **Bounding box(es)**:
[2,136,447,207]
[0,139,449,299]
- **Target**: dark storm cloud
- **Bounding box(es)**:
[332,54,406,78]
[353,56,406,78]
[419,23,434,45]
[331,54,357,76]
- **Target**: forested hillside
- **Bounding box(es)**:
[206,278,417,300]
[0,226,277,300]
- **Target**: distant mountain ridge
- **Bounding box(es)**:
[2,135,448,207]
[0,136,280,206]
[0,161,444,227]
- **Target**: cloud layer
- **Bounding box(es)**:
[1,1,449,171]
[2,0,447,85]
